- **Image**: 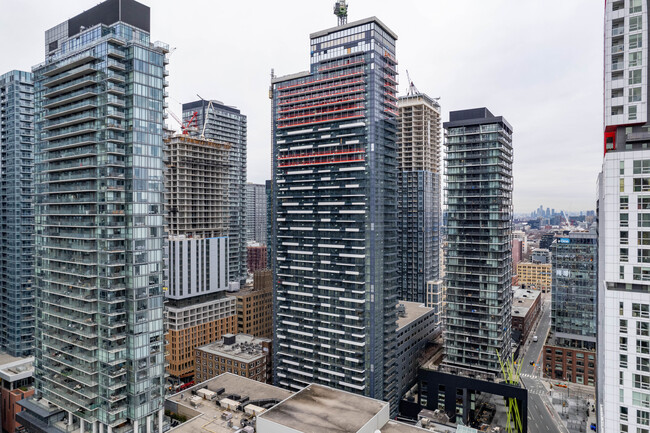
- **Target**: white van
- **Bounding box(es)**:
[533,336,538,342]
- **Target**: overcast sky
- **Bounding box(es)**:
[0,0,603,213]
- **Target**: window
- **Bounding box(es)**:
[641,250,650,264]
[630,52,643,70]
[639,322,650,337]
[635,178,650,192]
[630,69,643,85]
[622,231,630,244]
[635,161,650,174]
[623,160,627,175]
[622,196,630,210]
[635,267,650,281]
[641,233,650,245]
[636,304,650,318]
[622,178,627,192]
[622,248,630,262]
[638,357,650,372]
[631,88,643,103]
[623,337,630,350]
[635,374,650,390]
[642,215,650,228]
[631,0,643,13]
[641,198,650,211]
[622,319,630,333]
[636,396,650,418]
[622,354,629,368]
[622,406,629,421]
[638,410,650,426]
[622,213,630,227]
[622,302,626,315]
[623,371,627,385]
[631,16,644,32]
[640,340,650,354]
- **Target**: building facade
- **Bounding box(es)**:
[0,354,34,433]
[395,302,436,398]
[511,287,541,344]
[516,262,552,292]
[246,183,267,245]
[547,232,597,376]
[598,1,650,431]
[30,1,168,431]
[0,70,35,357]
[270,17,400,409]
[194,334,272,384]
[443,108,513,375]
[235,270,273,339]
[182,100,247,287]
[512,239,523,269]
[246,244,267,274]
[163,133,237,382]
[397,93,441,304]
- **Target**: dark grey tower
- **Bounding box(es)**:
[443,108,513,375]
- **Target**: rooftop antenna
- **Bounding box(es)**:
[334,0,348,26]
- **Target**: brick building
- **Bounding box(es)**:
[194,334,272,384]
[511,287,541,343]
[235,270,273,339]
[246,244,268,273]
[516,262,552,292]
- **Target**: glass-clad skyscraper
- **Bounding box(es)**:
[27,1,169,432]
[443,108,513,375]
[0,70,35,357]
[271,17,400,410]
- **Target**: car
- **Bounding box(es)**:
[533,336,538,342]
[530,360,534,365]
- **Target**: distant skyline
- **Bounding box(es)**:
[0,0,603,213]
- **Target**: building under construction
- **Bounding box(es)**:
[164,134,231,237]
[163,133,237,383]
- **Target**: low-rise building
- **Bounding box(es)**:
[396,302,437,398]
[511,287,541,343]
[531,248,551,264]
[166,295,237,381]
[516,262,552,292]
[194,334,272,384]
[164,373,429,433]
[0,354,34,433]
[234,270,273,339]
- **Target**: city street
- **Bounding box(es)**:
[518,297,568,433]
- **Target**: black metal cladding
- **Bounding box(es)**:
[68,0,150,37]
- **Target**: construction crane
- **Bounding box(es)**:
[196,94,215,139]
[165,108,197,134]
[334,0,348,26]
[405,70,419,96]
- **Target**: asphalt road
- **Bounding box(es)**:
[518,298,568,433]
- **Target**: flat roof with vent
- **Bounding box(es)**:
[257,383,389,433]
[397,301,434,330]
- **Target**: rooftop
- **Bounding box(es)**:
[512,287,540,318]
[197,334,271,363]
[397,301,434,330]
[166,373,293,433]
[310,16,398,40]
[258,383,388,433]
[0,353,34,382]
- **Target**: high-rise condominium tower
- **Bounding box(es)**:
[0,70,35,357]
[598,1,650,432]
[397,93,441,310]
[182,100,247,287]
[246,182,268,245]
[443,108,513,375]
[29,1,168,431]
[271,16,400,410]
[163,134,236,382]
